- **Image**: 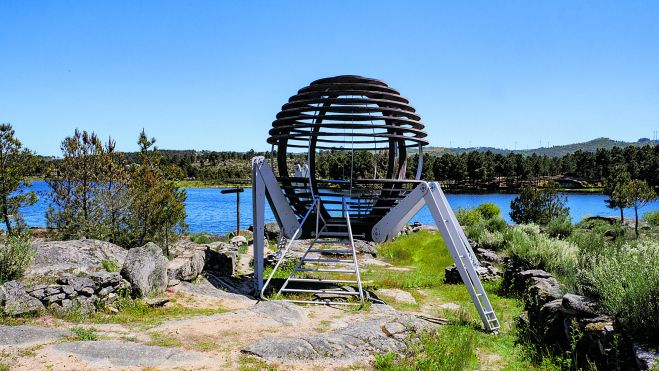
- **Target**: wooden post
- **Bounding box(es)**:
[221,188,245,237]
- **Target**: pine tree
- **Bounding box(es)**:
[0,124,37,235]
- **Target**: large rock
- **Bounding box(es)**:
[204,249,236,276]
[167,241,206,282]
[25,239,127,279]
[242,313,436,361]
[0,281,45,316]
[120,242,168,297]
[561,293,599,318]
[444,264,501,284]
[0,325,67,345]
[51,340,209,368]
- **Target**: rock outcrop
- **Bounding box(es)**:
[242,313,436,362]
[25,239,127,279]
[0,281,45,316]
[121,242,168,297]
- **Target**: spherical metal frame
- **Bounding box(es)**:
[268,75,428,239]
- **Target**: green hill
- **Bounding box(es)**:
[424,137,659,157]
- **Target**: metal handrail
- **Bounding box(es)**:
[343,197,365,306]
[260,196,319,300]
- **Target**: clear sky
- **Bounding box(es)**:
[1,1,658,156]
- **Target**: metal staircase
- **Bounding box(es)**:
[260,197,365,306]
[426,183,500,332]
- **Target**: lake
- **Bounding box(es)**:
[17,181,659,235]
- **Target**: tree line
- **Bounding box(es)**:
[30,140,659,191]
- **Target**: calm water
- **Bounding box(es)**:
[17,181,659,235]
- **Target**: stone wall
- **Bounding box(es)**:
[502,258,658,370]
[0,272,129,316]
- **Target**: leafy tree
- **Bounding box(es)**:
[604,164,631,222]
[617,179,657,237]
[509,184,569,225]
[0,124,37,235]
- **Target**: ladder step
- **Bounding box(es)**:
[287,278,358,284]
[282,299,360,306]
[280,288,360,295]
[301,258,354,264]
[295,267,356,273]
[319,231,350,237]
[313,240,350,244]
[324,223,347,228]
[307,249,354,254]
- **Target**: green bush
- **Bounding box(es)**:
[581,239,659,340]
[0,234,35,283]
[514,224,541,237]
[546,216,574,239]
[476,203,501,219]
[455,208,482,227]
[477,230,505,250]
[506,229,578,282]
[643,210,659,227]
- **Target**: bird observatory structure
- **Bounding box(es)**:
[252,75,499,332]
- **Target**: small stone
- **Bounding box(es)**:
[98,287,113,297]
[61,285,76,295]
[58,276,95,292]
[45,286,62,296]
[80,287,95,296]
[144,297,170,307]
[44,293,66,304]
[230,235,248,246]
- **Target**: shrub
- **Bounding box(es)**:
[476,203,501,219]
[514,223,541,237]
[643,210,659,227]
[506,230,578,282]
[546,216,574,239]
[455,208,482,227]
[581,239,659,340]
[477,230,505,250]
[0,234,35,283]
[510,186,569,225]
[484,215,508,233]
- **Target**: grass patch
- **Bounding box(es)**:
[147,332,183,348]
[57,295,226,330]
[375,326,477,370]
[238,355,276,371]
[68,326,98,341]
[363,231,451,290]
[100,259,120,272]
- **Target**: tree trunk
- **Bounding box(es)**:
[635,206,639,238]
[619,207,624,223]
[2,203,12,236]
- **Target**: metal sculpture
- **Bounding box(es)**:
[252,75,499,331]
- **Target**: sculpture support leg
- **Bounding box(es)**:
[252,159,266,291]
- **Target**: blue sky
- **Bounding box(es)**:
[1,1,658,156]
